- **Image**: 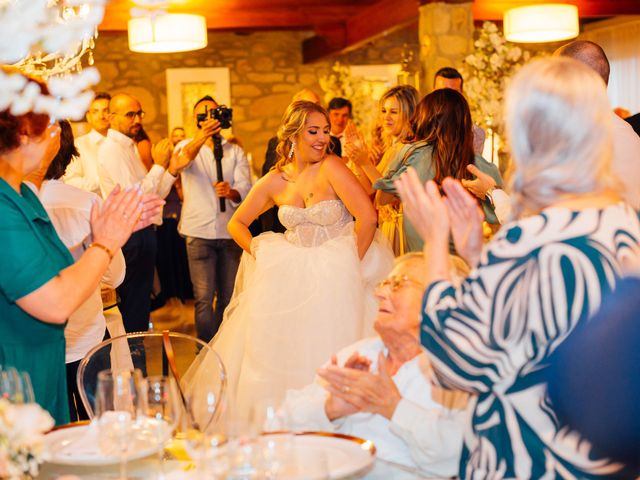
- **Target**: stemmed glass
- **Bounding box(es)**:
[141,376,181,479]
[183,382,228,478]
[95,369,145,480]
[248,399,293,479]
[0,367,35,404]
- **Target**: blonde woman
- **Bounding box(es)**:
[196,101,393,414]
[345,85,420,255]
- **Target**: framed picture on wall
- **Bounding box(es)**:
[166,67,231,139]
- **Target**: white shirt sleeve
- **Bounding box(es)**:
[282,382,336,432]
[491,188,512,224]
[156,170,178,200]
[102,249,126,288]
[63,156,98,193]
[389,399,467,478]
[98,140,167,198]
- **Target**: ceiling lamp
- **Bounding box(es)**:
[128,13,208,53]
[504,4,579,43]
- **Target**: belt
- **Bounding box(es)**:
[101,287,118,311]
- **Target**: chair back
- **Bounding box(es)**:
[77,331,226,430]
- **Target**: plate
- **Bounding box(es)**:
[45,419,171,466]
[265,431,376,479]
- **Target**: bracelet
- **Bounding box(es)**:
[89,242,114,260]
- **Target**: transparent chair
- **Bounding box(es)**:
[77,331,226,432]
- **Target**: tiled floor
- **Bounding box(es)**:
[150,297,196,337]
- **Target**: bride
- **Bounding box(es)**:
[188,100,393,417]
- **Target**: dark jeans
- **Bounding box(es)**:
[118,226,157,333]
[186,237,241,342]
[66,359,89,422]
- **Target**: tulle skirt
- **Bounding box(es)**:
[199,228,393,416]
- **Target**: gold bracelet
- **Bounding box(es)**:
[89,242,114,260]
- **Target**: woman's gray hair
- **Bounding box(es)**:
[505,57,619,218]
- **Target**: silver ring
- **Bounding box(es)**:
[123,213,129,220]
[342,385,350,393]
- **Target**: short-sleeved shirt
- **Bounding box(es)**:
[0,179,73,424]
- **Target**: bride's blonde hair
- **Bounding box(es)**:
[274,100,331,172]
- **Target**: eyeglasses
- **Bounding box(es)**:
[376,275,423,292]
[116,110,145,120]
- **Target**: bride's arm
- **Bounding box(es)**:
[227,173,276,254]
[324,156,377,259]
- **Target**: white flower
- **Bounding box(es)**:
[506,46,522,62]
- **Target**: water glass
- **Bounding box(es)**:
[0,367,35,404]
[141,376,181,478]
[95,369,145,480]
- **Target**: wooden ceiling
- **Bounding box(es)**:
[100,0,640,62]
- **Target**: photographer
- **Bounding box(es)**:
[175,95,251,342]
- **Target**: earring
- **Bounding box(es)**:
[289,141,295,159]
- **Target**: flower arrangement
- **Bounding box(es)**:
[0,399,54,479]
[319,62,380,141]
[461,21,536,136]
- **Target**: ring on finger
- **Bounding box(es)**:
[342,385,350,393]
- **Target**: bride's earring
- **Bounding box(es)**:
[289,141,295,159]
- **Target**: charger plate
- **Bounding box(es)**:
[265,431,376,479]
[44,420,170,466]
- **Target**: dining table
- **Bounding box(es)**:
[39,435,442,480]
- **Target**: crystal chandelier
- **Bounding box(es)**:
[0,0,106,120]
[10,1,100,78]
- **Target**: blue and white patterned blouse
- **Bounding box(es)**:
[421,203,640,479]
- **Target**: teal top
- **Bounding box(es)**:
[373,142,503,252]
[0,179,74,425]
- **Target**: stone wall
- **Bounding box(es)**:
[418,2,474,92]
[92,26,418,172]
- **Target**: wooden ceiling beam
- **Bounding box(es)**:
[99,5,363,31]
[303,0,419,63]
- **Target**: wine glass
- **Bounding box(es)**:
[249,398,293,479]
[141,376,180,479]
[0,367,35,404]
[183,383,229,478]
[95,369,145,480]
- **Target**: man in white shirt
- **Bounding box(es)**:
[175,95,251,342]
[63,92,111,195]
[556,40,640,210]
[98,93,188,333]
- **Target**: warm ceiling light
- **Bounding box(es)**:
[128,14,208,53]
[504,4,579,43]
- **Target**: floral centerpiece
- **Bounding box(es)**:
[0,399,54,479]
[461,21,536,137]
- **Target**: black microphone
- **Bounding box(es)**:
[212,134,225,212]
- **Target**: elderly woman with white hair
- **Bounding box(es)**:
[395,57,640,478]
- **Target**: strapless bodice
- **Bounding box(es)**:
[278,199,353,247]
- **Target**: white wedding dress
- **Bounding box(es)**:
[186,199,393,418]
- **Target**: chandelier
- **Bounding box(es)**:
[127,0,208,53]
[504,4,579,43]
[0,0,106,120]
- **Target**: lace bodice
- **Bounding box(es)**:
[278,199,353,247]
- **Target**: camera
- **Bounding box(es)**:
[196,105,233,130]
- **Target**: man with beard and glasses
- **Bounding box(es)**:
[97,93,192,332]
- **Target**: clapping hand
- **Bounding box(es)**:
[322,355,360,421]
[152,138,174,169]
[394,168,450,247]
[90,185,142,253]
[318,352,402,420]
[442,178,484,268]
